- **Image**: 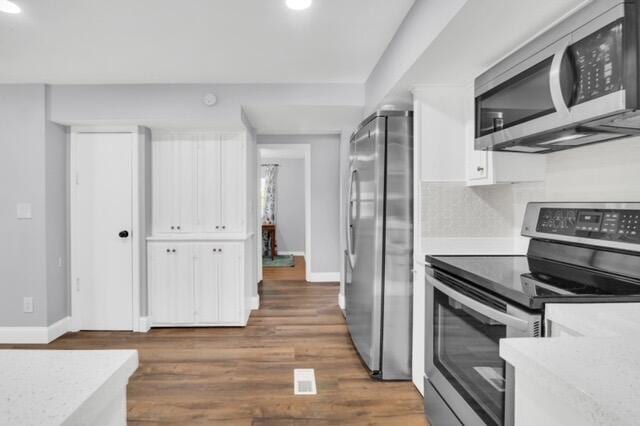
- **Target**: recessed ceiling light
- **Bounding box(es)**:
[0,0,21,14]
[286,0,312,11]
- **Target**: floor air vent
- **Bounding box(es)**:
[294,369,317,395]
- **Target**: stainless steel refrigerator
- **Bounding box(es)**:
[345,110,413,380]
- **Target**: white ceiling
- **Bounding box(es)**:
[386,0,589,98]
[0,0,414,84]
[243,105,362,134]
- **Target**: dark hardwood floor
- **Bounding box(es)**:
[262,255,306,281]
[0,280,427,425]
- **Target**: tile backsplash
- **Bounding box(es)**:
[421,182,517,238]
[421,137,640,242]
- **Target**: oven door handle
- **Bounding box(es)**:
[431,278,531,332]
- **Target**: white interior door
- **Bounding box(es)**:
[71,133,134,331]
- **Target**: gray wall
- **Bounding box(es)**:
[0,84,68,327]
[45,119,69,324]
[258,135,341,274]
[263,158,305,253]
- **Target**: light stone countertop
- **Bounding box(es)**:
[0,350,139,425]
[500,337,640,426]
[545,303,640,337]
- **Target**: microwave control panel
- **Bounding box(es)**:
[536,208,640,243]
[570,19,624,106]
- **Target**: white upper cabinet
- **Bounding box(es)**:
[220,133,246,234]
[152,132,246,235]
[412,85,546,186]
[198,137,223,233]
[463,85,546,186]
[152,137,198,233]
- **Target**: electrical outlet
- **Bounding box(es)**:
[23,297,33,313]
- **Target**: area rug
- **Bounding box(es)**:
[263,254,295,268]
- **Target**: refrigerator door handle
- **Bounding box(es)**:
[346,168,358,268]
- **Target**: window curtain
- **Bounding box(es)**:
[261,164,278,256]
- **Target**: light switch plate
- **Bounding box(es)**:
[16,203,32,219]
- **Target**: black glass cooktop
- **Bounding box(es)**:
[425,253,640,310]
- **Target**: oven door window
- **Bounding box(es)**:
[476,56,555,137]
[433,287,506,426]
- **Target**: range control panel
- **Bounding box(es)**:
[536,208,640,243]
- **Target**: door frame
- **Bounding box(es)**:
[257,144,311,282]
[69,126,146,332]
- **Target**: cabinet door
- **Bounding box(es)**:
[219,243,243,323]
[152,140,180,233]
[467,148,489,181]
[149,243,195,324]
[220,134,246,233]
[195,244,221,323]
[175,138,198,233]
[198,137,222,233]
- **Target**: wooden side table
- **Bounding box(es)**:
[262,224,278,260]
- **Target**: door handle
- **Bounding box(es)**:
[549,37,571,117]
[118,230,130,238]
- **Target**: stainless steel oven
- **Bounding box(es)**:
[425,268,541,426]
[475,0,640,153]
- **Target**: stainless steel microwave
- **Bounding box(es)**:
[475,0,640,153]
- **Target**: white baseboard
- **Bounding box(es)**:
[136,316,151,333]
[308,272,340,282]
[279,251,305,256]
[338,293,345,310]
[48,316,71,342]
[250,295,260,310]
[0,316,71,344]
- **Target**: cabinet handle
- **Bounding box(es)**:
[166,249,170,253]
[222,225,226,230]
[170,226,175,230]
[177,225,181,230]
[216,226,220,229]
[476,166,485,172]
[172,249,176,253]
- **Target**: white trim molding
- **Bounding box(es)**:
[308,272,340,283]
[279,251,305,256]
[257,144,312,282]
[250,295,260,310]
[0,316,71,344]
[338,293,345,310]
[136,317,151,333]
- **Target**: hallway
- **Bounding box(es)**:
[0,280,427,425]
[262,255,306,281]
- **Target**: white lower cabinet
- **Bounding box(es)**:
[148,241,247,326]
[195,243,242,324]
[148,243,195,324]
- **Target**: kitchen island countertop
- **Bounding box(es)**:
[0,349,138,425]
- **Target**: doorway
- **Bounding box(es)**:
[70,131,138,330]
[257,145,311,282]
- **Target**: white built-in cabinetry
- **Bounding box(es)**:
[148,241,246,326]
[152,133,245,234]
[462,86,546,186]
[147,132,255,327]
